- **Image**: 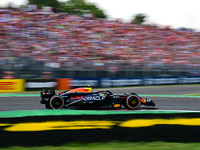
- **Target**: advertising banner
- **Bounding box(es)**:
[100,76,200,87]
[71,78,101,88]
[179,76,200,84]
[25,79,57,91]
[0,79,25,92]
[101,78,143,87]
[23,76,200,91]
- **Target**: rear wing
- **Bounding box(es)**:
[41,88,56,99]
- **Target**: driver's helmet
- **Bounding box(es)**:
[85,85,92,92]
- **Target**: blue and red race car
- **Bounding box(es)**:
[40,86,156,110]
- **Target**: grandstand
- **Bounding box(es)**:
[0,8,200,78]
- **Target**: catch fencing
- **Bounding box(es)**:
[0,68,192,79]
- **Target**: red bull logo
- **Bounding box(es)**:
[71,96,83,100]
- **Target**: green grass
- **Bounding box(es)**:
[1,142,200,150]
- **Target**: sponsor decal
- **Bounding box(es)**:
[83,96,104,101]
[0,79,24,92]
[113,104,121,107]
[0,82,16,90]
[113,96,120,98]
[71,96,83,100]
[70,96,104,100]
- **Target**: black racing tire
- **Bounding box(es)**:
[125,95,141,110]
[50,95,64,109]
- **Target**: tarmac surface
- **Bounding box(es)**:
[0,85,200,111]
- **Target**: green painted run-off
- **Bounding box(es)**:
[0,109,200,118]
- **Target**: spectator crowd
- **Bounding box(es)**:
[0,8,200,74]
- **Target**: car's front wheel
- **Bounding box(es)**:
[49,95,64,109]
[124,95,141,110]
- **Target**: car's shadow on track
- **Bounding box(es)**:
[139,106,159,110]
[74,106,158,111]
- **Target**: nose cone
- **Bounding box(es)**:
[145,98,156,107]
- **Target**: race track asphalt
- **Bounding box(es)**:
[0,85,200,111]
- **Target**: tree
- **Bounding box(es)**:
[131,13,147,24]
[27,0,107,18]
[28,0,60,8]
[61,0,107,18]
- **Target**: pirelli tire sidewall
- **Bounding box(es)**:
[126,95,141,110]
[50,95,65,109]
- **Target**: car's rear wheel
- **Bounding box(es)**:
[125,95,141,110]
[50,95,64,109]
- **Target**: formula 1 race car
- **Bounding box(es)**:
[40,86,156,110]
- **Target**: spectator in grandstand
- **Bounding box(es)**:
[0,7,200,75]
